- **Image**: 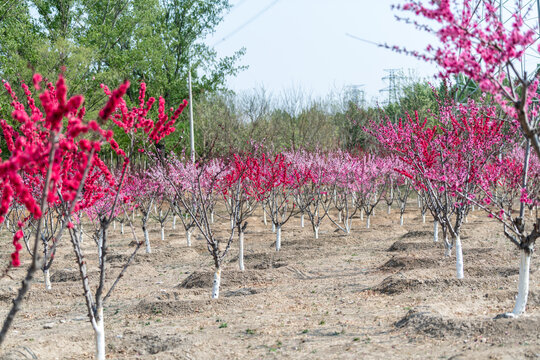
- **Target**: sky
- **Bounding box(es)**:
[205,0,440,103]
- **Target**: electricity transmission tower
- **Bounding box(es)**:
[380,68,405,105]
[345,84,366,107]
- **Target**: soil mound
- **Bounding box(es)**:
[401,230,434,239]
[373,275,488,295]
[388,240,435,252]
[51,269,83,282]
[373,275,423,295]
[178,270,269,289]
[135,299,233,317]
[396,309,540,340]
[113,331,182,355]
[379,256,439,271]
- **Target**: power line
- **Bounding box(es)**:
[213,0,281,47]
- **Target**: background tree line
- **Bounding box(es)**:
[0,0,486,161]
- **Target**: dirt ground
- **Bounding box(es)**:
[0,203,539,359]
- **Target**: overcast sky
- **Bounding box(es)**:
[205,0,440,103]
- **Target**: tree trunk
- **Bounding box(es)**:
[172,215,177,230]
[300,214,304,228]
[314,226,319,239]
[186,228,192,247]
[366,215,370,229]
[455,235,464,279]
[94,307,105,360]
[399,213,404,226]
[238,231,245,271]
[160,225,165,241]
[44,269,51,290]
[433,220,438,243]
[143,225,151,253]
[276,225,282,251]
[120,223,124,235]
[212,267,221,299]
[512,250,531,316]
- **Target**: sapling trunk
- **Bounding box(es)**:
[272,222,276,233]
[300,213,304,227]
[366,215,371,229]
[263,209,267,226]
[422,213,426,224]
[120,223,124,235]
[314,226,319,239]
[172,215,177,230]
[387,205,391,214]
[44,269,51,291]
[360,209,364,221]
[160,224,165,241]
[94,307,105,360]
[238,231,245,271]
[399,213,404,226]
[433,220,438,243]
[455,235,464,279]
[512,250,531,316]
[276,225,282,251]
[212,267,221,299]
[186,228,192,247]
[143,225,151,253]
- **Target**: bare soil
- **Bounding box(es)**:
[0,206,539,359]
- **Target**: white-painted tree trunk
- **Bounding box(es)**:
[172,215,177,230]
[360,210,364,221]
[212,268,221,299]
[94,307,105,360]
[301,214,304,227]
[120,223,124,235]
[44,269,51,290]
[345,220,351,234]
[98,231,103,266]
[387,205,391,214]
[433,220,438,243]
[238,231,245,271]
[263,210,267,226]
[512,250,531,316]
[338,211,342,223]
[444,232,452,257]
[186,229,192,247]
[314,226,319,239]
[113,220,116,230]
[276,225,282,251]
[160,225,165,241]
[455,235,464,279]
[272,222,276,233]
[399,213,404,226]
[366,215,371,229]
[422,213,426,224]
[144,227,151,253]
[210,211,214,224]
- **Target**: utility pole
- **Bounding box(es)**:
[188,66,195,163]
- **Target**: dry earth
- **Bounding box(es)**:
[0,203,539,359]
